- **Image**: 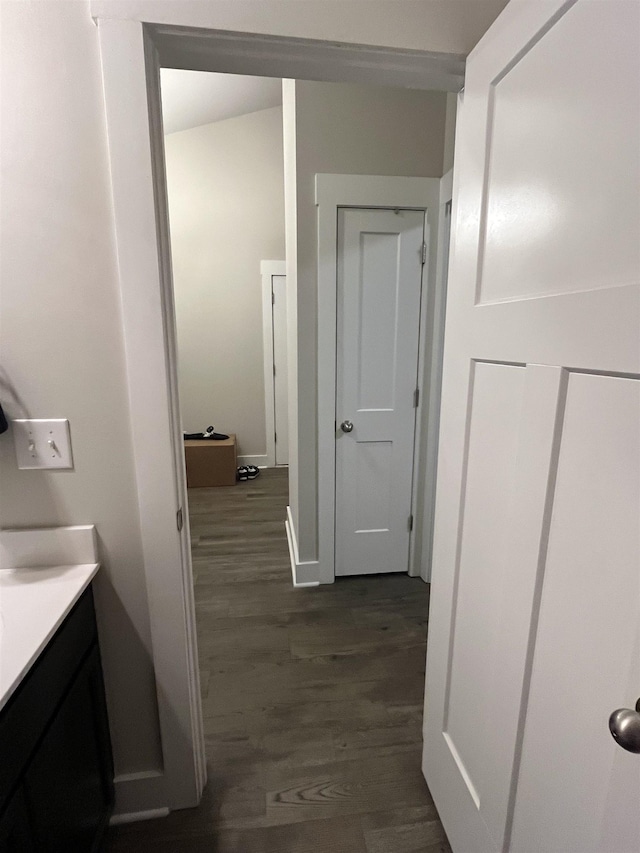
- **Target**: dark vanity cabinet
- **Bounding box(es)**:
[0,587,114,852]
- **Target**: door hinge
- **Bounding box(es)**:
[271,290,275,305]
[273,363,276,377]
[413,388,420,408]
[408,514,414,532]
[177,507,184,532]
[274,431,277,443]
[421,242,427,265]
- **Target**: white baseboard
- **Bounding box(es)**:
[111,770,167,822]
[285,506,320,587]
[237,454,269,468]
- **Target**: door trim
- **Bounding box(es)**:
[316,174,442,584]
[261,260,286,469]
[90,7,466,92]
[98,21,207,814]
[419,168,454,582]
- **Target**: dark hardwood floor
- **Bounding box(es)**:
[108,468,450,853]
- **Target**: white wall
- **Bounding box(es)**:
[0,0,162,783]
[287,81,448,561]
[164,106,285,458]
[161,70,282,134]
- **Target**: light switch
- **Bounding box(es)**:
[13,419,74,470]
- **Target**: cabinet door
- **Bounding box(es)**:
[23,647,113,852]
[0,786,36,853]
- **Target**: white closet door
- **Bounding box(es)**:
[335,207,424,576]
[422,1,640,851]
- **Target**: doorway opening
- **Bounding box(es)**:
[111,63,455,847]
[162,70,286,480]
[98,20,459,829]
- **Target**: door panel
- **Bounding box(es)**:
[510,373,640,852]
[0,786,35,853]
[335,208,424,576]
[24,648,113,852]
[356,231,399,410]
[354,440,393,530]
[423,1,640,850]
[444,362,525,809]
[479,2,640,304]
[272,274,289,466]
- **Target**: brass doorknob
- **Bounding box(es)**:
[609,699,640,753]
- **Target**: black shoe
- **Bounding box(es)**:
[184,425,229,440]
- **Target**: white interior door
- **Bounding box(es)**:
[272,273,289,466]
[423,2,640,852]
[335,207,424,576]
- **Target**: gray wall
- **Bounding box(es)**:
[164,107,285,458]
[288,81,449,560]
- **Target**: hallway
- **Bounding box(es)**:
[108,468,449,852]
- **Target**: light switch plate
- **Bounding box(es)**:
[13,419,74,470]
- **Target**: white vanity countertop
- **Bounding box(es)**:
[0,563,100,712]
[0,524,100,713]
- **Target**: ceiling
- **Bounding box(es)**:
[160,70,282,135]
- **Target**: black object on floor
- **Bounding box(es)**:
[183,425,229,441]
[237,465,260,482]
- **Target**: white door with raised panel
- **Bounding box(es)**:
[335,207,424,576]
[423,2,640,852]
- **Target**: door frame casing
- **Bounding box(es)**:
[315,174,442,585]
[419,167,454,582]
[260,260,286,469]
[98,20,207,817]
[95,11,464,816]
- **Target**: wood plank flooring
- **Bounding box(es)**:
[108,468,450,853]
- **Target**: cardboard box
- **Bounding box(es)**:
[184,434,237,487]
